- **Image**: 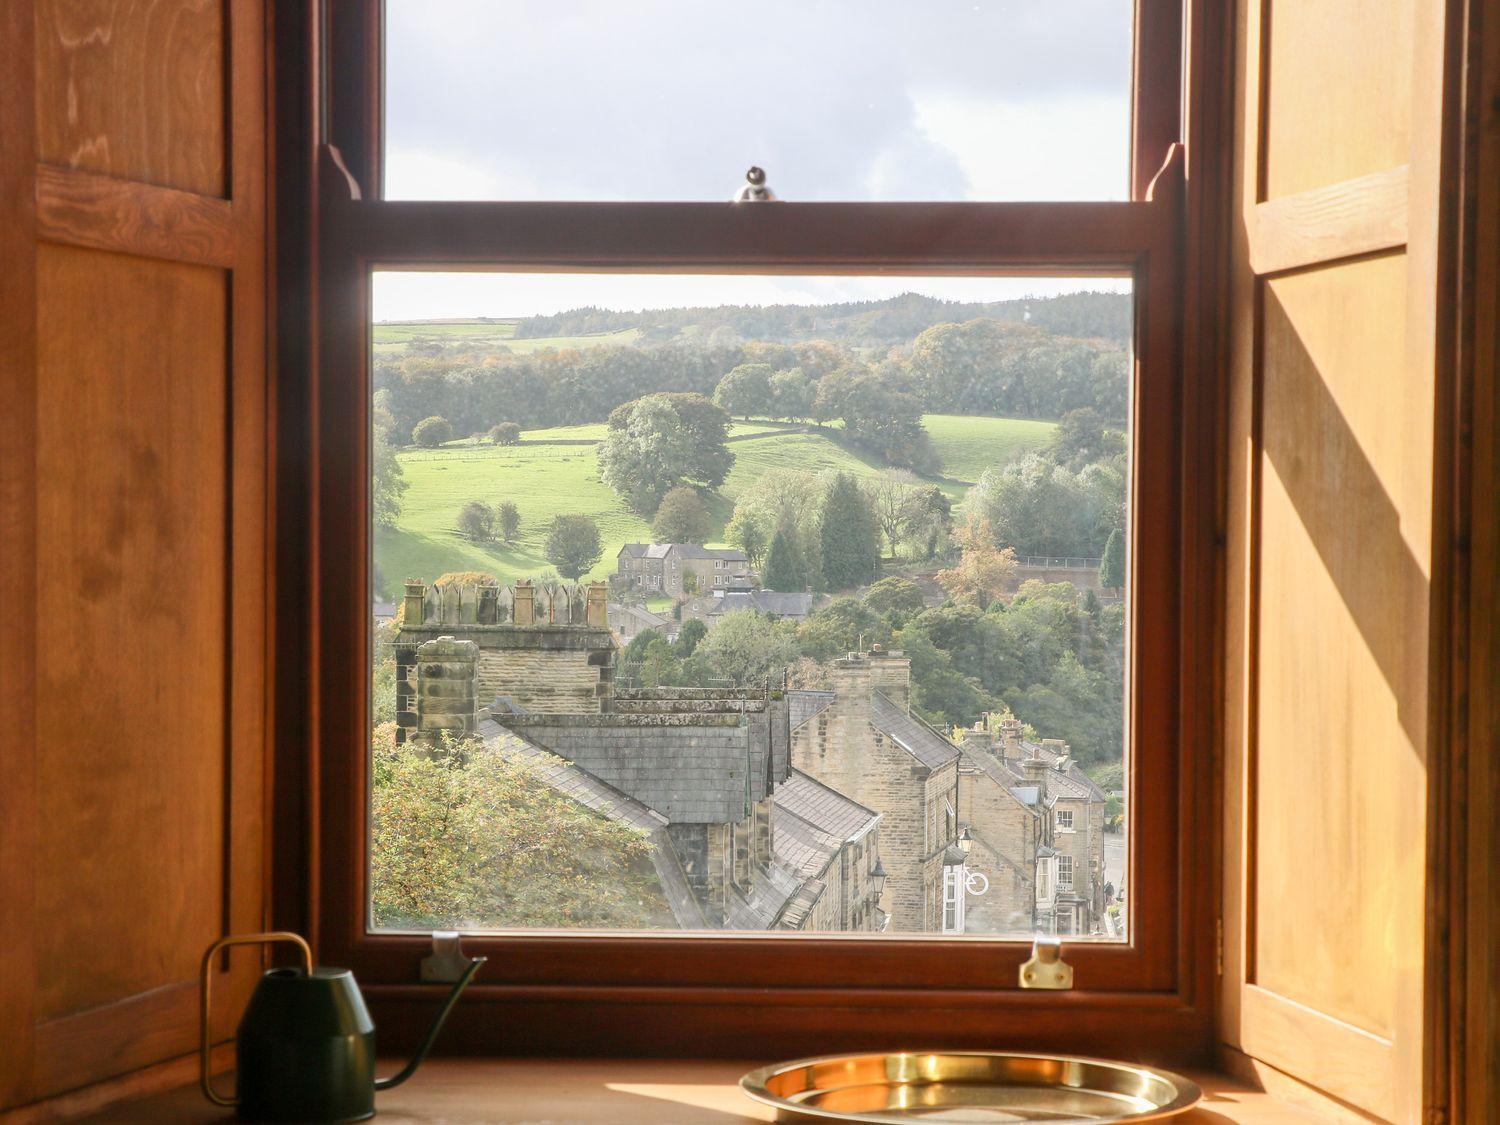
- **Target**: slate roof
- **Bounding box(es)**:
[497,714,751,824]
[773,770,881,844]
[608,602,669,631]
[710,590,815,618]
[870,693,961,770]
[959,747,1044,816]
[479,722,706,928]
[618,543,747,562]
[788,690,836,731]
[726,861,804,929]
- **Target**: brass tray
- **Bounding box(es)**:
[740,1051,1202,1123]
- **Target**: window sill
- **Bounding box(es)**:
[86,1057,1330,1123]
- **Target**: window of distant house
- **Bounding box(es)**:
[1058,855,1075,890]
[1057,809,1075,831]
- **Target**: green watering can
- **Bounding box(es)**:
[199,932,486,1122]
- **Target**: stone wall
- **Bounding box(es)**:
[957,755,1041,934]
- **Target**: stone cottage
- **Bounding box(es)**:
[616,543,749,597]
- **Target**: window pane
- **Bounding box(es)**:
[370,273,1131,938]
[384,2,1133,201]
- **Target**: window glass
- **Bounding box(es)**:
[383,1,1134,202]
[370,271,1131,939]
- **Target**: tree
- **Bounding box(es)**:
[819,473,880,591]
[674,617,708,657]
[761,525,808,591]
[1100,527,1125,590]
[866,472,920,558]
[370,726,664,929]
[795,598,893,661]
[971,453,1124,558]
[651,486,713,544]
[724,508,769,569]
[769,367,817,420]
[599,393,734,512]
[489,421,522,445]
[903,485,953,560]
[936,516,1018,608]
[1046,407,1120,469]
[412,415,453,448]
[692,610,800,684]
[372,427,408,529]
[545,513,603,579]
[863,576,926,627]
[813,363,936,470]
[713,363,775,419]
[497,500,521,544]
[457,500,496,541]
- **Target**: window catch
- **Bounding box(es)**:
[420,931,480,983]
[733,166,778,202]
[1018,938,1074,989]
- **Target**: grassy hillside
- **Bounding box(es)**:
[372,319,639,356]
[373,415,1055,596]
[923,413,1056,482]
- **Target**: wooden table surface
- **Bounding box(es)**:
[75,1057,1330,1123]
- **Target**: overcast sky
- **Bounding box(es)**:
[379,2,1132,320]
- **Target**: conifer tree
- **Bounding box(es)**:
[819,473,880,591]
[761,526,806,591]
[1100,527,1126,590]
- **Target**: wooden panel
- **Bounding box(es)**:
[36,165,236,268]
[33,243,228,1022]
[1249,166,1409,277]
[1261,0,1414,200]
[34,0,226,197]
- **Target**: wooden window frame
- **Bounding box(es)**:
[292,0,1228,1061]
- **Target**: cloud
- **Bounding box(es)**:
[384,1,1133,202]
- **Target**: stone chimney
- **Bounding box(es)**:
[402,579,426,625]
[998,716,1024,760]
[1020,756,1050,800]
[960,723,996,755]
[586,581,609,628]
[866,644,911,711]
[513,580,534,626]
[414,635,479,741]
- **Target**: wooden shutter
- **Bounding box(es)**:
[0,0,269,1109]
[1221,0,1451,1120]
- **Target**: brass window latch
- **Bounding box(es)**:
[1019,938,1074,989]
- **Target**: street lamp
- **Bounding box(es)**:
[957,825,973,855]
[871,858,888,898]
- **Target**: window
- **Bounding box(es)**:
[1058,855,1075,890]
[311,0,1214,1056]
[1057,809,1075,831]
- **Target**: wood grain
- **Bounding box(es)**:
[34,244,229,1023]
[1248,165,1409,276]
[34,0,225,197]
[0,0,41,1111]
[36,165,235,267]
[1260,0,1415,201]
[1222,0,1446,1119]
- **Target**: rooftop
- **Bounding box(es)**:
[871,693,961,771]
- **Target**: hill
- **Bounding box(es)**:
[373,414,1054,596]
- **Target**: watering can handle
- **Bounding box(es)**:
[199,932,315,1107]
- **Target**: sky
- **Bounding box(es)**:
[378,2,1133,320]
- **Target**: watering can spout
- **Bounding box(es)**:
[374,956,487,1091]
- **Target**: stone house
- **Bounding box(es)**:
[607,601,672,645]
[396,578,883,932]
[956,717,1109,936]
[616,543,749,597]
[788,648,962,933]
[680,586,816,628]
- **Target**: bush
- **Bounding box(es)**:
[489,421,522,445]
[497,500,521,543]
[412,415,453,448]
[457,500,496,542]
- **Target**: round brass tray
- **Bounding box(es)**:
[740,1051,1202,1123]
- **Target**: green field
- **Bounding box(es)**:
[374,415,1054,596]
[923,413,1057,482]
[372,319,640,356]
